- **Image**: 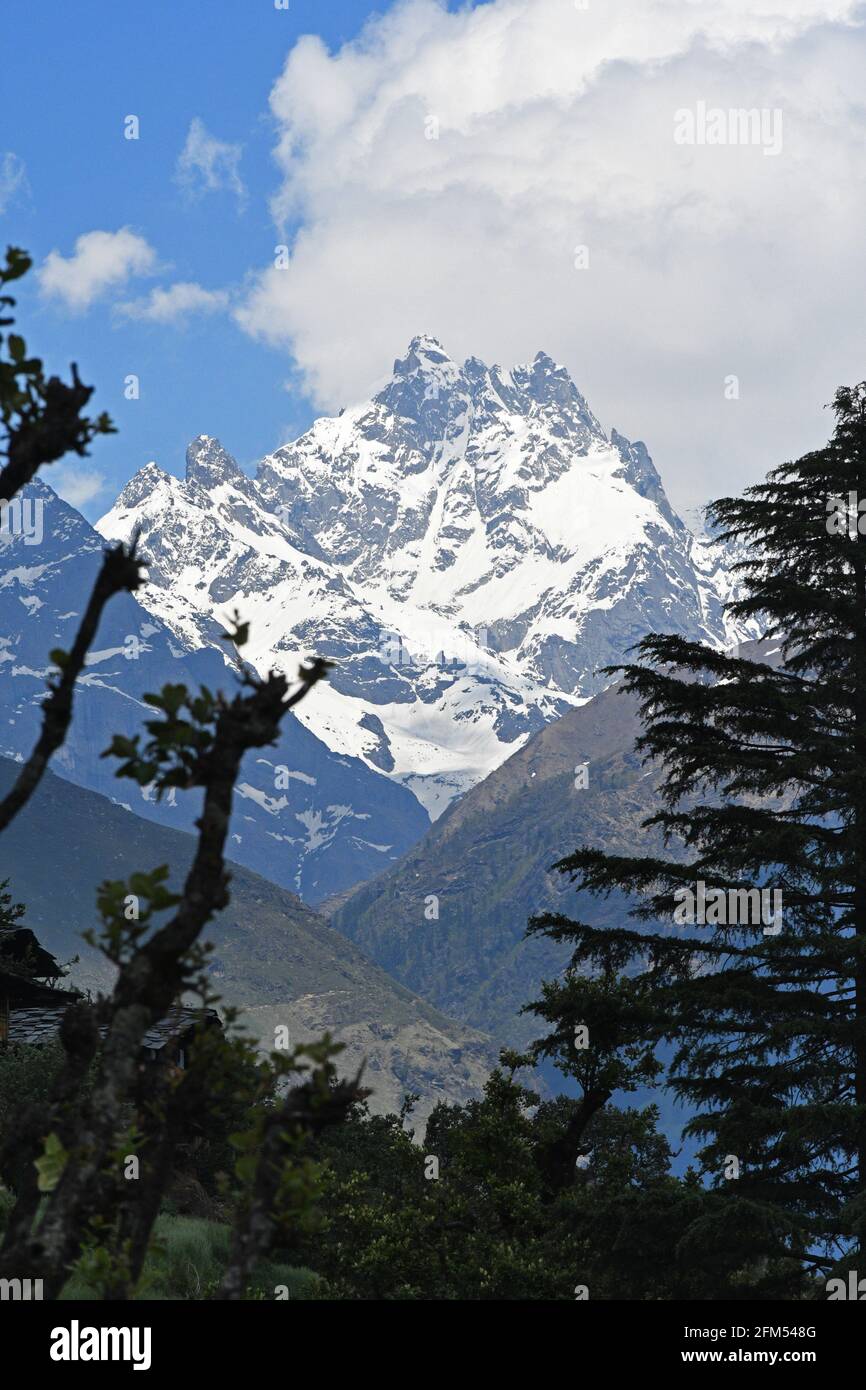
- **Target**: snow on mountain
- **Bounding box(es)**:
[97,338,757,818]
[0,481,428,902]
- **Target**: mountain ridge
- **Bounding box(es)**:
[97,337,757,820]
[0,480,429,903]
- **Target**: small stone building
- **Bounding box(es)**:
[0,926,220,1064]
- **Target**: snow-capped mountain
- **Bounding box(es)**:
[97,337,756,818]
[0,481,428,901]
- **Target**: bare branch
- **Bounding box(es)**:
[0,541,145,834]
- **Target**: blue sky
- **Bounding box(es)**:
[2,0,864,519]
[1,0,456,512]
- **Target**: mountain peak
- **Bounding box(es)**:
[527,350,575,389]
[185,435,243,488]
[405,332,449,356]
[111,460,173,511]
[377,336,462,423]
[391,335,457,378]
[90,330,755,831]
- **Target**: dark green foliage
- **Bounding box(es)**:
[527,383,866,1282]
[0,246,114,502]
[284,1058,772,1301]
[0,1043,67,1190]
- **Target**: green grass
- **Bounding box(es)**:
[60,1214,323,1300]
[0,1204,321,1300]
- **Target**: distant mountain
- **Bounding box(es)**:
[97,338,756,819]
[328,677,656,1046]
[0,756,495,1126]
[0,481,429,903]
[329,636,777,1048]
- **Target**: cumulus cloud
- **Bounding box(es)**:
[0,152,28,215]
[50,463,107,511]
[38,228,156,312]
[176,117,246,207]
[118,281,230,324]
[236,0,866,511]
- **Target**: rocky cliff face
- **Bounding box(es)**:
[97,337,756,820]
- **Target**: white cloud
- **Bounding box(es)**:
[38,228,156,312]
[118,281,230,324]
[236,0,866,511]
[50,463,107,511]
[176,117,246,206]
[0,152,27,214]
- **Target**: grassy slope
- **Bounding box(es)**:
[331,682,671,1045]
[0,757,496,1123]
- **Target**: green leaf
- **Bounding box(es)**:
[102,734,138,759]
[1,247,33,284]
[35,1133,69,1193]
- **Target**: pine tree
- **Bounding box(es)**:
[523,959,663,1193]
[527,384,866,1293]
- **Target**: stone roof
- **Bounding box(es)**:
[5,1005,66,1045]
[5,1001,221,1052]
[0,920,222,1055]
[139,1008,222,1052]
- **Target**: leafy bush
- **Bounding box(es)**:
[58,1214,321,1301]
